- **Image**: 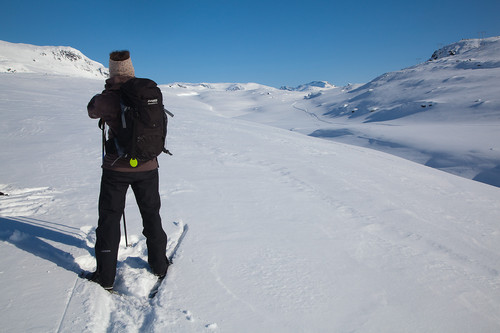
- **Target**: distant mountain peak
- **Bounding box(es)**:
[280,80,336,91]
[0,40,108,79]
[429,36,500,61]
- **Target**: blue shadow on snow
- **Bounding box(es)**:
[0,216,92,274]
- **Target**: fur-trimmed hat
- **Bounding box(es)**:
[109,50,135,78]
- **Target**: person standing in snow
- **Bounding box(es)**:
[86,50,169,290]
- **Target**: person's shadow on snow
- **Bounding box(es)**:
[0,216,92,274]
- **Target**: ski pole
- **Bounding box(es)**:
[99,119,105,163]
[122,209,129,247]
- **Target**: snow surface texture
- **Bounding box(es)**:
[1,38,500,332]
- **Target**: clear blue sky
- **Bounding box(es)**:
[2,0,500,87]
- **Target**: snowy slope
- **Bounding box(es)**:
[293,37,500,186]
[4,38,498,186]
[162,37,500,187]
[318,37,500,122]
[1,71,500,332]
[0,40,108,79]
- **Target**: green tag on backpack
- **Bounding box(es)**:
[130,158,138,168]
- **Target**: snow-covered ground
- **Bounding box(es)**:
[1,38,500,332]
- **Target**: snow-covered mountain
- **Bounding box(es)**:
[316,36,500,122]
[0,40,108,79]
[280,80,336,91]
[430,37,500,62]
[303,37,500,186]
[166,81,274,92]
[1,38,500,332]
[159,37,500,187]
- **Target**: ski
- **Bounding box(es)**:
[79,270,116,294]
[148,223,189,299]
[148,276,165,299]
[80,222,188,297]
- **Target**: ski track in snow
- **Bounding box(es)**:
[0,188,203,333]
[56,220,215,332]
[0,184,56,217]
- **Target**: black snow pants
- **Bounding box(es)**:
[95,168,168,288]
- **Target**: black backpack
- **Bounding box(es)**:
[109,78,173,167]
